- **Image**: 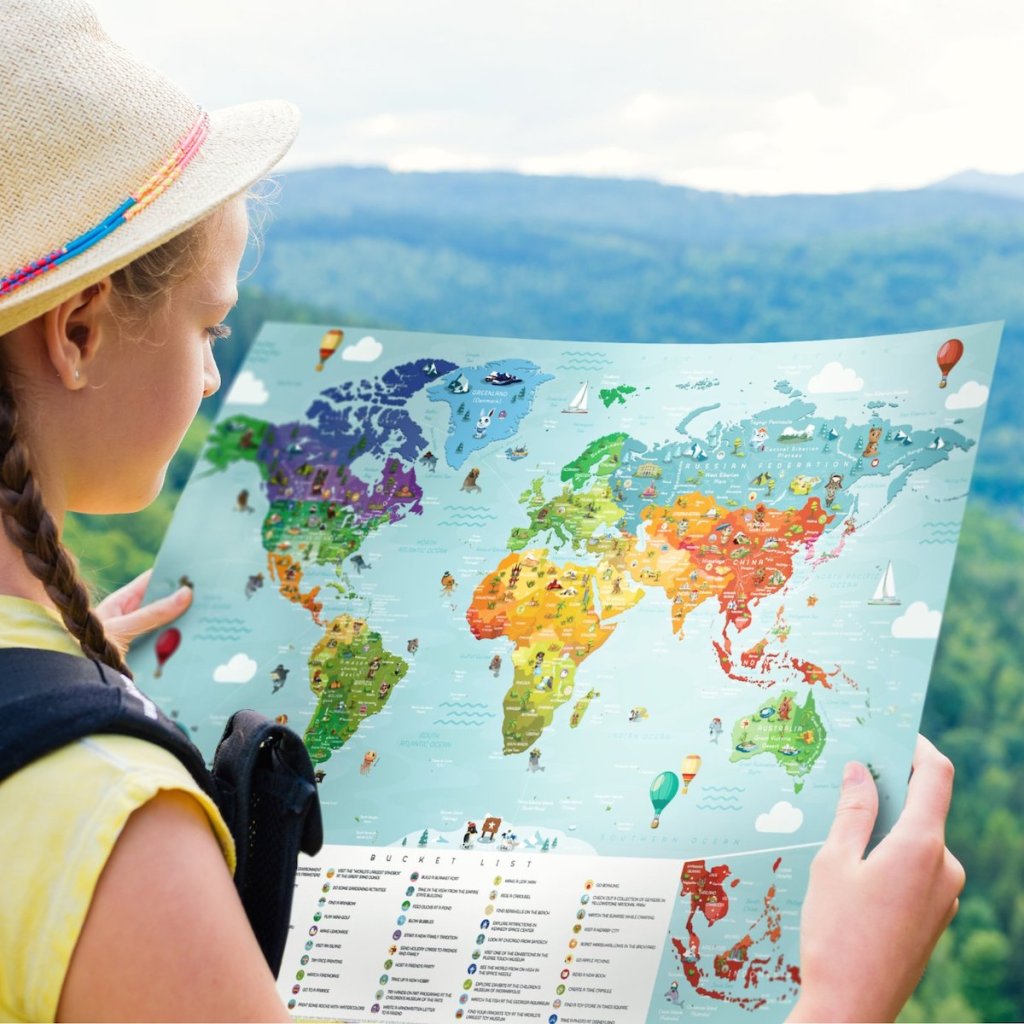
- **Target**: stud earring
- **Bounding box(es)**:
[74,370,80,381]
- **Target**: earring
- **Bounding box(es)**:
[74,370,80,381]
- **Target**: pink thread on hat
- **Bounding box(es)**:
[0,109,210,299]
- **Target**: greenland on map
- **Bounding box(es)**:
[135,321,1000,1020]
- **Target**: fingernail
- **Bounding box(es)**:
[175,586,193,605]
[843,761,866,787]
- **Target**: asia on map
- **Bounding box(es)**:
[134,322,1001,1023]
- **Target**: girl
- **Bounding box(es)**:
[1,0,297,1018]
[0,2,963,1021]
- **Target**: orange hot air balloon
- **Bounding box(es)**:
[680,753,702,794]
[936,338,963,389]
[316,328,344,372]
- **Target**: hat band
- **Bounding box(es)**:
[0,109,210,300]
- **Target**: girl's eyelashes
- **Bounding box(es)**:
[206,323,232,342]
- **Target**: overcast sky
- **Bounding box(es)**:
[90,0,1024,195]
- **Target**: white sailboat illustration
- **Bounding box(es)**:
[868,561,900,605]
[563,381,589,414]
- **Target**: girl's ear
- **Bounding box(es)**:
[41,277,114,389]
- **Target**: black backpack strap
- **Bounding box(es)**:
[0,646,324,978]
[0,647,212,793]
[212,710,324,975]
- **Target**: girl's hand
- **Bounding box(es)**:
[94,569,192,650]
[788,735,965,1023]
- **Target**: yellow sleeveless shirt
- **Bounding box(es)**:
[0,596,233,1023]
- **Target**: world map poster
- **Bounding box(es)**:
[133,321,1001,1023]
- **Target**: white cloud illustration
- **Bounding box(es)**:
[807,361,863,393]
[755,801,803,833]
[892,601,942,639]
[341,335,383,362]
[213,653,258,684]
[945,380,989,410]
[224,370,269,405]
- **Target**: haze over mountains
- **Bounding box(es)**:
[931,169,1024,200]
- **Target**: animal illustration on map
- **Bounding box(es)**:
[420,450,438,472]
[709,717,723,743]
[407,638,419,655]
[270,663,289,693]
[462,821,479,848]
[862,426,883,457]
[311,467,329,496]
[360,751,378,775]
[473,409,495,439]
[527,748,544,772]
[461,467,481,493]
[489,655,502,676]
[628,706,649,722]
[441,571,457,593]
[778,694,794,721]
[825,473,844,504]
[235,488,254,513]
[350,554,370,573]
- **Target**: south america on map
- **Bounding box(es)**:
[135,322,1000,1022]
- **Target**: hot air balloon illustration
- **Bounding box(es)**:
[154,627,181,678]
[936,338,963,389]
[649,771,680,829]
[680,754,702,794]
[316,328,344,372]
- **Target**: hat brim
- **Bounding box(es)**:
[0,99,299,336]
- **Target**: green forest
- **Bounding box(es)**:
[66,167,1024,1022]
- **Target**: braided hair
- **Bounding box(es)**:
[0,222,209,678]
[0,372,132,675]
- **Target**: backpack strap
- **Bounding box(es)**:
[0,647,212,791]
[0,646,323,978]
[212,709,324,974]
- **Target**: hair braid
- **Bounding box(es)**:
[0,378,132,677]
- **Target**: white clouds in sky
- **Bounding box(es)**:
[945,380,989,410]
[213,653,258,684]
[224,370,269,405]
[808,362,864,394]
[341,335,384,362]
[755,801,804,833]
[892,601,943,639]
[89,0,1024,194]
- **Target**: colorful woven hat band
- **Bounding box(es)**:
[0,108,210,299]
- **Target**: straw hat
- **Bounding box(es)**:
[0,0,299,336]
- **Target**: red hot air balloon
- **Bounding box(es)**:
[936,338,964,389]
[154,627,181,677]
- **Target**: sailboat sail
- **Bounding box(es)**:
[868,561,899,605]
[564,381,589,414]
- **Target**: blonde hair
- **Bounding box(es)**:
[0,224,213,675]
[112,221,210,312]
